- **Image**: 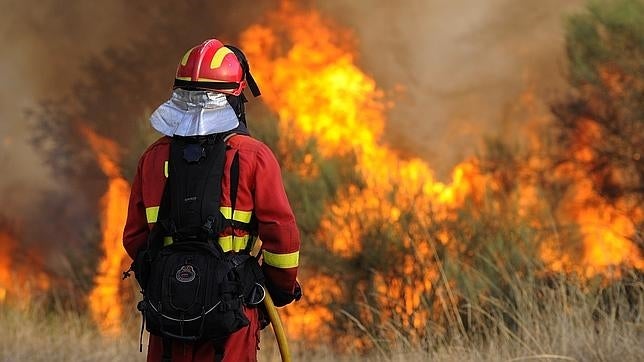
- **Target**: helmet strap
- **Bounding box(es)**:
[225,45,261,98]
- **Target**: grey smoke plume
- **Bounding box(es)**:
[0,0,274,207]
[0,1,148,195]
[318,0,584,177]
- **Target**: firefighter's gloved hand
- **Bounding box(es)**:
[292,281,302,302]
[266,280,302,307]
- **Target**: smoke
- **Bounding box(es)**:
[0,0,275,187]
[0,1,143,201]
[0,0,586,194]
[318,0,584,177]
[0,0,276,207]
[0,0,276,276]
[0,0,588,275]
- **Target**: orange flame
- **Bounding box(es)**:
[241,1,643,344]
[81,126,131,335]
[241,2,486,246]
[241,2,488,342]
[540,118,644,276]
[0,229,50,306]
[0,231,17,303]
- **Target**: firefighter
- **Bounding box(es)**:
[123,39,301,362]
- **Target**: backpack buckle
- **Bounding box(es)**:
[202,215,221,238]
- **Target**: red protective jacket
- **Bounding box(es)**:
[123,134,300,362]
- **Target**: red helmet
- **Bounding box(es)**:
[174,39,260,97]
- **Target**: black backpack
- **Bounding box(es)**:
[127,133,265,355]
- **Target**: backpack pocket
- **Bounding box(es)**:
[142,242,249,341]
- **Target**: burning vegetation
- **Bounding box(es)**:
[0,221,50,307]
[81,126,132,335]
[238,0,643,347]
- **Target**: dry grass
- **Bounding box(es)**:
[1,276,641,362]
[375,276,643,362]
[0,304,141,362]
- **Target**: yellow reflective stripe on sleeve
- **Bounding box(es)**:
[219,207,252,223]
[218,235,250,252]
[146,206,160,223]
[262,250,299,269]
[164,161,168,178]
[163,236,173,246]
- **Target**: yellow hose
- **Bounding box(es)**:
[263,292,291,362]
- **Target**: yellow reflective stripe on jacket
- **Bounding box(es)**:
[218,235,250,252]
[148,206,251,224]
[146,206,160,223]
[163,236,249,250]
[164,161,169,178]
[219,207,252,223]
[263,250,299,269]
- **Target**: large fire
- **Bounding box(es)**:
[240,1,643,344]
[45,0,639,346]
[82,126,131,335]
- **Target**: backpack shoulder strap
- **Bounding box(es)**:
[225,136,258,253]
[229,149,240,215]
[147,157,173,256]
[153,135,229,245]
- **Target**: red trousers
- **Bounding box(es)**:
[146,307,260,362]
